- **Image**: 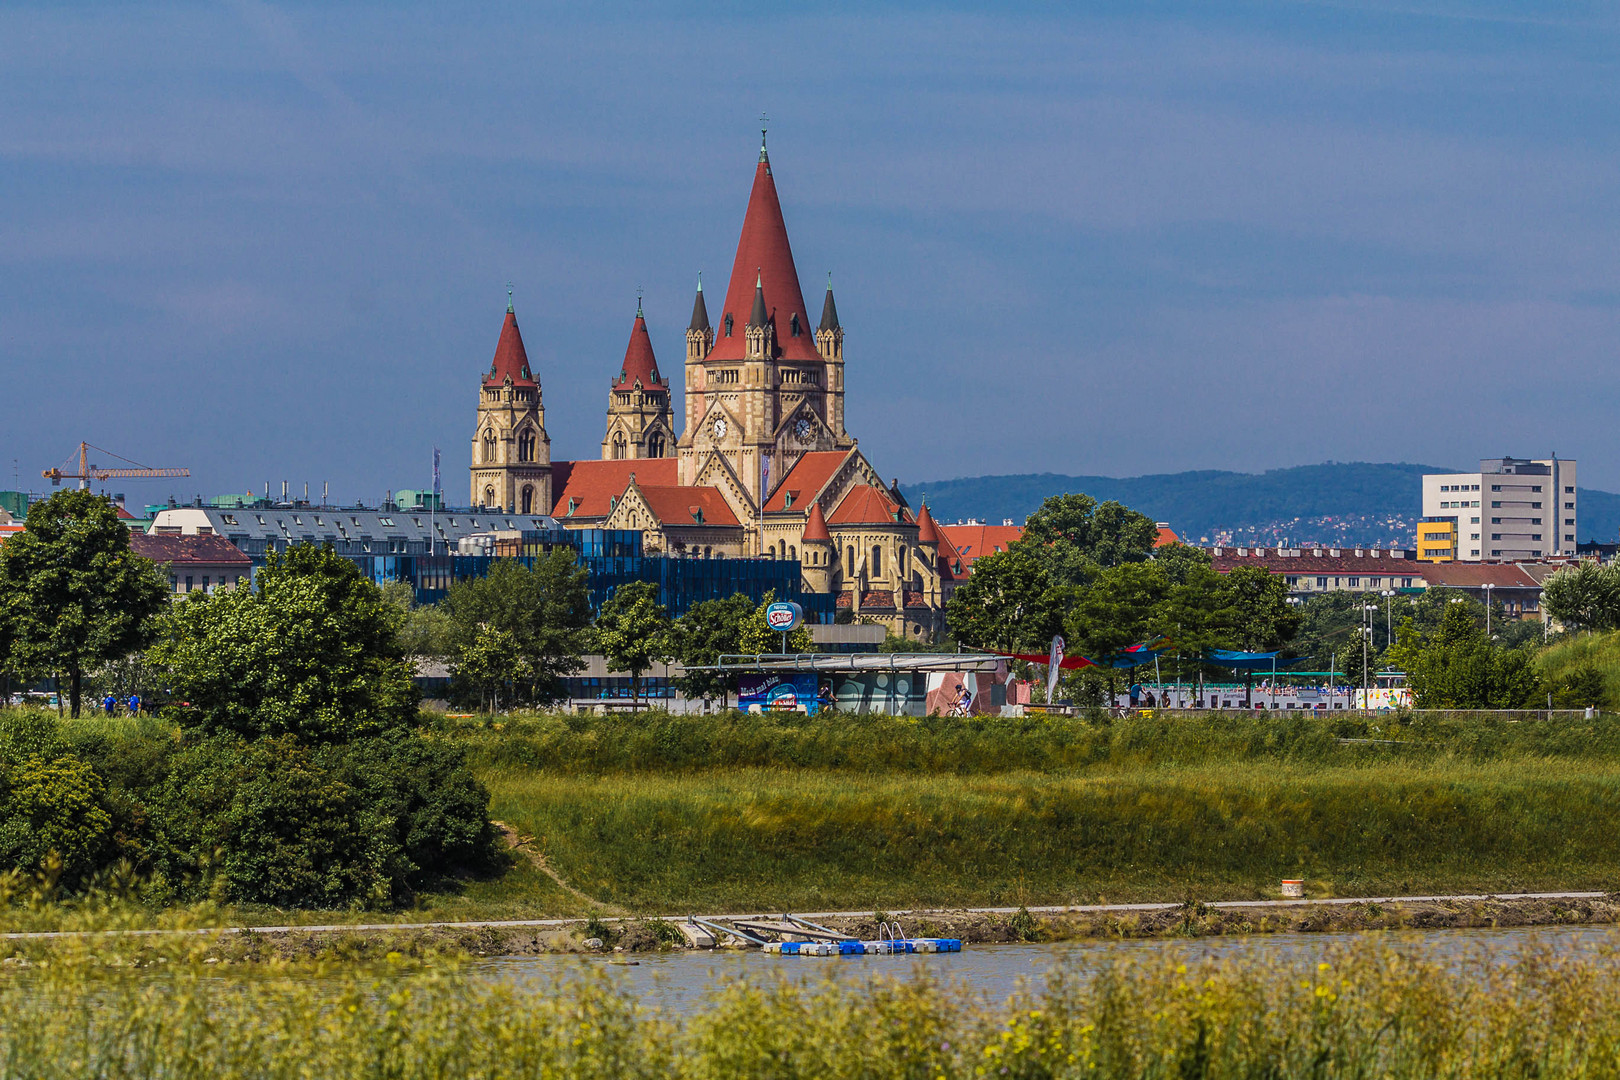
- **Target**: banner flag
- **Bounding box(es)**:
[1046,634,1065,702]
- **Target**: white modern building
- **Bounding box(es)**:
[1421,457,1575,562]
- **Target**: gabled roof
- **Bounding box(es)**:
[550,458,678,519]
[613,311,664,389]
[1419,562,1542,589]
[762,450,850,513]
[708,147,821,363]
[486,306,537,386]
[802,501,831,543]
[129,532,252,567]
[829,485,914,526]
[938,524,1023,571]
[634,485,741,528]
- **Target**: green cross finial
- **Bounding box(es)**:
[506,282,513,313]
[696,271,702,292]
[636,286,643,317]
[759,113,769,161]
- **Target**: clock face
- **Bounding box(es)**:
[794,417,813,439]
[712,416,728,439]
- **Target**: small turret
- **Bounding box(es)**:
[745,270,772,360]
[800,501,835,594]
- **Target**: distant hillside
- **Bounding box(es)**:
[903,463,1620,549]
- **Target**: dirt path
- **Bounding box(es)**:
[493,820,627,916]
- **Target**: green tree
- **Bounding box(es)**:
[441,550,591,707]
[594,581,673,705]
[1153,563,1234,703]
[455,625,528,713]
[382,582,451,670]
[1067,562,1169,702]
[1543,562,1620,632]
[1019,492,1158,590]
[1219,566,1301,706]
[149,545,418,741]
[0,491,167,717]
[1151,542,1213,586]
[669,594,757,708]
[944,545,1065,653]
[1406,603,1545,708]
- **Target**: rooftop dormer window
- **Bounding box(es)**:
[790,313,801,337]
[724,314,734,337]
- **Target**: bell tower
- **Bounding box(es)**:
[470,294,551,514]
[602,301,676,460]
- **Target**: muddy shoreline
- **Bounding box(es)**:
[80,893,1620,964]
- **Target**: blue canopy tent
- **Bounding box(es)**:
[1202,649,1283,709]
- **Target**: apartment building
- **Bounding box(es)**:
[1420,457,1575,562]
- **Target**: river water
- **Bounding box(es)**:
[467,925,1620,1015]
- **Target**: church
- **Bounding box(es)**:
[468,134,954,639]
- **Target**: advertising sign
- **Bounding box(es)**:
[764,601,804,632]
[739,672,820,715]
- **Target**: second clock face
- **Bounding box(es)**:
[794,417,813,439]
[712,416,728,439]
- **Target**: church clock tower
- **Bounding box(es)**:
[470,296,551,514]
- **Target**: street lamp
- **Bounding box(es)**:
[1482,583,1495,639]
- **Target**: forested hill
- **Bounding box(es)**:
[902,462,1620,549]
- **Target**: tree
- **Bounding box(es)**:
[0,490,167,717]
[594,581,673,706]
[441,549,591,707]
[150,544,418,741]
[1543,562,1620,632]
[944,544,1065,653]
[455,625,528,713]
[1405,603,1545,709]
[1219,566,1301,706]
[1019,493,1159,590]
[1067,562,1169,702]
[669,593,757,708]
[1153,563,1234,703]
[381,582,451,670]
[1151,542,1213,586]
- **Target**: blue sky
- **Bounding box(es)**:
[5,1,1620,503]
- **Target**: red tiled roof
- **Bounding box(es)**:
[801,501,832,543]
[861,590,897,609]
[763,451,849,512]
[707,150,821,364]
[635,485,740,528]
[129,532,251,567]
[486,307,537,387]
[903,590,930,609]
[938,524,1023,570]
[1154,525,1180,548]
[550,458,677,519]
[828,485,914,526]
[835,590,854,609]
[1209,549,1425,576]
[116,506,135,520]
[1420,562,1541,589]
[612,312,665,389]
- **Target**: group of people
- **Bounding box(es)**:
[101,693,142,716]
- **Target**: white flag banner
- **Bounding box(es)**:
[1046,634,1065,703]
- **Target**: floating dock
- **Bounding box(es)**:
[689,914,962,956]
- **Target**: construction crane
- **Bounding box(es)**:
[42,442,190,491]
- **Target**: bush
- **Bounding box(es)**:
[150,732,496,908]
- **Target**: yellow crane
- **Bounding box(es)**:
[42,442,190,490]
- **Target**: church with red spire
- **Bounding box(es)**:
[469,133,953,638]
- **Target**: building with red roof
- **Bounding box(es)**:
[129,532,252,595]
[601,303,675,462]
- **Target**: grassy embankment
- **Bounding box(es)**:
[9,932,1620,1076]
[453,709,1620,915]
[1540,629,1620,706]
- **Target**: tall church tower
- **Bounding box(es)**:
[677,131,854,505]
[470,296,551,514]
[601,302,675,460]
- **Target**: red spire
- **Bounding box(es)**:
[486,303,536,386]
[802,500,832,544]
[613,308,663,389]
[916,503,941,546]
[709,147,820,362]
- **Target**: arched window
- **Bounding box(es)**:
[520,486,533,514]
[704,546,712,558]
[648,432,664,457]
[789,546,796,561]
[611,431,627,460]
[872,545,883,577]
[779,540,787,559]
[483,486,495,508]
[724,314,734,337]
[518,431,536,463]
[899,545,908,577]
[482,430,497,463]
[847,546,855,576]
[790,313,801,337]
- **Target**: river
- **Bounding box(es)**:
[465,924,1620,1015]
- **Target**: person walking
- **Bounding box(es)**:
[127,693,141,717]
[102,693,117,717]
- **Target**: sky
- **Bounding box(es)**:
[5,1,1620,505]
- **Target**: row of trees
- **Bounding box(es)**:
[943,494,1300,701]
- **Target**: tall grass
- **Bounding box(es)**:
[449,708,1620,775]
[1541,630,1620,705]
[7,933,1620,1077]
[483,760,1620,910]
